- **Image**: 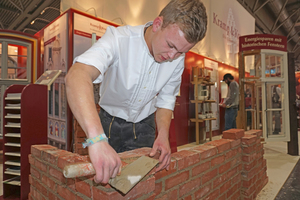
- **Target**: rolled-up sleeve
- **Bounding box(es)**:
[155,58,185,111]
[73,26,117,83]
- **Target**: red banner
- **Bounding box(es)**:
[44,36,56,46]
[74,29,101,40]
[239,34,287,52]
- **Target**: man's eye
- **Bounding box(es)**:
[167,43,173,48]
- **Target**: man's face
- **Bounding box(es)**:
[150,19,195,63]
[224,78,230,86]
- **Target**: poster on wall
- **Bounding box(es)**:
[204,58,219,131]
[44,13,68,150]
[73,13,113,58]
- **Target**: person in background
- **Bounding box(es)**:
[65,0,207,184]
[272,85,281,134]
[221,73,239,130]
[245,88,252,130]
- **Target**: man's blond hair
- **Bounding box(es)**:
[159,0,207,44]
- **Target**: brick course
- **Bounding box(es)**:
[29,129,268,199]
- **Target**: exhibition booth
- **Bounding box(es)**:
[1,0,294,199]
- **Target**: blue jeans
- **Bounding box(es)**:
[225,107,238,131]
[99,108,156,153]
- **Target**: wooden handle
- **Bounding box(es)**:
[63,162,95,178]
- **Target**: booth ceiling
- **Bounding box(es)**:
[1,0,300,58]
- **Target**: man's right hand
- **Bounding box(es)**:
[88,141,122,184]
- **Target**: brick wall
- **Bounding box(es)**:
[28,129,268,200]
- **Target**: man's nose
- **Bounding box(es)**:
[168,50,178,60]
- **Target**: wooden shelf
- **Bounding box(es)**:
[190,100,216,103]
[190,118,217,122]
[5,133,21,138]
[3,84,48,200]
[5,143,21,147]
[5,160,21,167]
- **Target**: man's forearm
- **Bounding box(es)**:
[65,63,104,138]
[155,108,173,138]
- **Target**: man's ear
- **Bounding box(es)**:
[152,16,163,32]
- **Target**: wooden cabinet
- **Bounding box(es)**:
[2,84,47,199]
[190,67,216,144]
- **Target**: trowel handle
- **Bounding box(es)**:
[63,162,95,178]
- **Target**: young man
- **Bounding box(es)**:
[221,73,239,130]
[65,0,207,184]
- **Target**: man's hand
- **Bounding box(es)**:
[221,103,226,108]
[149,134,171,172]
[88,141,122,184]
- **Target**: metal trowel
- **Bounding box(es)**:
[63,156,159,194]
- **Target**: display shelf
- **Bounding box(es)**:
[3,177,21,186]
[5,133,21,138]
[5,160,21,166]
[5,143,21,147]
[2,84,48,200]
[190,100,216,103]
[190,66,217,144]
[5,152,21,157]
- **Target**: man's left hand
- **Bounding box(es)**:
[149,134,171,172]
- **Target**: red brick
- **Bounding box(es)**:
[42,149,72,165]
[222,129,245,139]
[183,195,192,200]
[242,153,257,163]
[242,145,255,154]
[35,179,48,197]
[57,185,77,200]
[219,161,231,174]
[213,173,227,188]
[155,159,177,180]
[48,191,59,200]
[225,148,239,160]
[231,173,241,185]
[76,179,92,198]
[165,171,189,190]
[227,166,238,179]
[49,166,66,184]
[57,154,89,169]
[230,190,240,200]
[41,175,56,192]
[218,193,227,200]
[31,145,57,159]
[118,147,152,160]
[242,175,257,188]
[206,139,231,153]
[93,176,155,200]
[204,189,219,200]
[241,166,257,179]
[179,177,201,197]
[155,181,163,195]
[244,160,257,171]
[192,161,210,176]
[31,167,41,179]
[241,184,256,196]
[171,150,200,170]
[194,183,211,199]
[29,155,35,165]
[241,135,257,145]
[231,139,241,149]
[202,168,218,184]
[29,175,33,185]
[245,130,262,137]
[192,145,217,160]
[145,193,156,200]
[227,183,239,198]
[34,159,47,173]
[67,178,76,191]
[211,155,225,167]
[220,182,231,194]
[155,189,178,200]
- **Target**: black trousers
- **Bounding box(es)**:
[99,108,156,153]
